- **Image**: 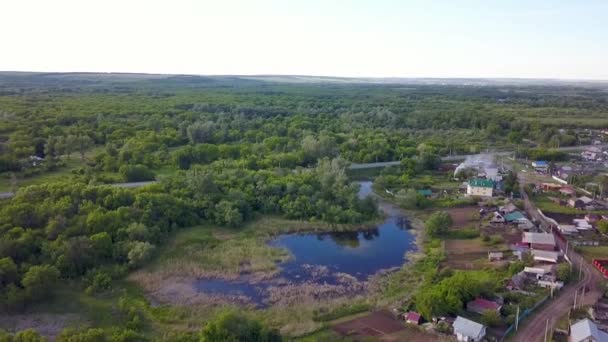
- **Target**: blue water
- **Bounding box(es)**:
[196,181,416,306]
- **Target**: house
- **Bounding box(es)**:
[505,211,526,223]
[559,224,579,235]
[453,316,487,342]
[499,202,518,214]
[466,298,502,315]
[560,186,576,196]
[417,189,432,198]
[573,219,594,231]
[580,196,594,205]
[522,232,556,250]
[568,198,585,209]
[467,178,494,197]
[524,265,555,280]
[405,311,422,325]
[570,318,608,342]
[542,182,562,191]
[488,251,504,261]
[531,249,560,263]
[532,161,549,171]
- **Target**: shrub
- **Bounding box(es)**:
[119,165,155,182]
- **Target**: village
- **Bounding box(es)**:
[343,142,608,342]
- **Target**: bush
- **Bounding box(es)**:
[425,212,453,237]
[119,165,155,182]
[481,310,502,327]
[200,311,282,342]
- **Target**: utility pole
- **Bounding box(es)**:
[544,318,549,342]
[515,305,520,331]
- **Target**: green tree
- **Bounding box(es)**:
[119,165,155,182]
[21,265,60,301]
[200,311,282,342]
[598,220,608,234]
[481,310,502,327]
[127,242,155,268]
[424,211,453,237]
[557,263,572,282]
[0,257,18,286]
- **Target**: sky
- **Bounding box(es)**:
[1,0,607,80]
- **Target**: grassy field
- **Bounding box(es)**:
[577,245,608,262]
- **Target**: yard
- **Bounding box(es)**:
[443,238,509,270]
[577,245,608,263]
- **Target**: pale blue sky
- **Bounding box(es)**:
[2,0,607,79]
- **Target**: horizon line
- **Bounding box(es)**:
[1,70,608,83]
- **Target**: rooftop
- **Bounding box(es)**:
[570,318,608,342]
[505,211,525,222]
[468,178,494,188]
[453,316,485,338]
[406,311,421,322]
[523,232,556,246]
[467,298,501,311]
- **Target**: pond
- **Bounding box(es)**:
[195,181,416,307]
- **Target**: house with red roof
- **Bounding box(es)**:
[466,298,502,315]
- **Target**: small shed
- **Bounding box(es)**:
[488,251,504,261]
[559,224,578,235]
[405,311,422,325]
[568,198,585,209]
[417,189,433,198]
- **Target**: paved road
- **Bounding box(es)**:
[512,173,604,342]
[348,144,608,170]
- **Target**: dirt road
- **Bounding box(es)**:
[512,174,604,342]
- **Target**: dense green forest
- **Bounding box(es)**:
[1,73,608,340]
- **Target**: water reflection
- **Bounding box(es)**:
[196,181,417,306]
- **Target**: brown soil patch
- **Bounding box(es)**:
[444,239,488,254]
[333,310,404,337]
[443,239,507,270]
[382,327,452,342]
[446,206,480,228]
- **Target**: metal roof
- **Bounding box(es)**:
[522,232,556,246]
[531,249,560,262]
[468,178,495,188]
[570,319,608,342]
[505,211,525,222]
[453,316,486,339]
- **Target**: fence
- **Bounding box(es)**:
[499,295,550,341]
[592,259,608,278]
